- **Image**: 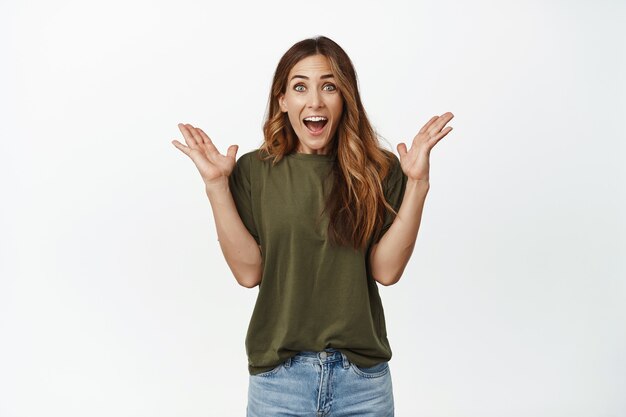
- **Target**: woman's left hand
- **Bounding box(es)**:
[397,112,454,182]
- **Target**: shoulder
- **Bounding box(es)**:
[236,148,259,163]
[234,149,260,174]
[237,148,272,166]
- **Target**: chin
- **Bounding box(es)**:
[301,139,332,152]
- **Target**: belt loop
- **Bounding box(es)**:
[341,352,350,369]
[284,356,292,368]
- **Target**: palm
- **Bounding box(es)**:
[172,123,238,186]
[397,112,454,181]
[400,145,431,180]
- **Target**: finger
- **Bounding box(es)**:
[418,116,439,135]
[196,128,221,155]
[197,128,212,145]
[172,139,190,156]
[429,112,455,135]
[178,123,199,148]
[397,142,408,157]
[433,126,453,143]
[186,124,205,146]
[226,144,239,159]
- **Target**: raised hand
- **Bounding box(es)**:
[397,112,454,182]
[172,123,238,188]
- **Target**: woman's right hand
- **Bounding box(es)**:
[172,123,238,188]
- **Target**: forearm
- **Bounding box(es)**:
[369,179,430,285]
[205,180,262,288]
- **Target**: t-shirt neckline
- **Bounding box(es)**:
[287,151,335,161]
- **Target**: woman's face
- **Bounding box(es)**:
[279,54,344,154]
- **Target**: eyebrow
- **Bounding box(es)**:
[290,74,335,82]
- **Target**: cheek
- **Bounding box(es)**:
[288,112,302,128]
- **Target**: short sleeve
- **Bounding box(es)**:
[373,153,408,244]
[228,152,261,245]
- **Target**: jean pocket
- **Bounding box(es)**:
[350,361,389,378]
[252,363,283,378]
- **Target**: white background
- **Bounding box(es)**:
[1,0,624,416]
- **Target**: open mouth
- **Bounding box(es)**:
[303,117,328,134]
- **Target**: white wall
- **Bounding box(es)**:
[1,0,624,416]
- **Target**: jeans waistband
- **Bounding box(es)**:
[286,348,350,369]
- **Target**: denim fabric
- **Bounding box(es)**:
[246,348,394,416]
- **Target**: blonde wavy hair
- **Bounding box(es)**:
[259,36,398,250]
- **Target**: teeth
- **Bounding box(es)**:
[304,116,327,122]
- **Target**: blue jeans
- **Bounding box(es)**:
[246,348,394,416]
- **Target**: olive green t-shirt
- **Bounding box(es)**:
[228,148,408,375]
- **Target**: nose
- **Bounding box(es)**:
[307,89,324,109]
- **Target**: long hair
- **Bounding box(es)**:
[259,35,398,251]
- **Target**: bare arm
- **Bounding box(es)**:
[369,179,429,286]
[205,180,263,288]
[172,123,262,288]
[369,112,454,286]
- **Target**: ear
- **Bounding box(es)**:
[278,94,287,113]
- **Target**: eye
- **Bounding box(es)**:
[294,84,305,92]
[324,84,337,91]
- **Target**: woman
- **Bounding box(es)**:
[172,36,453,417]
